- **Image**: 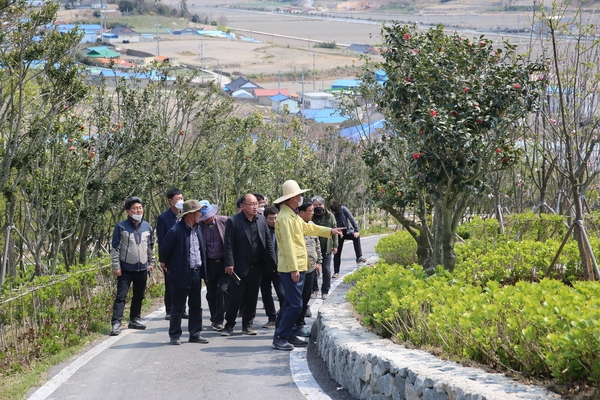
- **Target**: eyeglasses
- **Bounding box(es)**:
[243,203,258,207]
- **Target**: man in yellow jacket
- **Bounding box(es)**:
[272,180,344,351]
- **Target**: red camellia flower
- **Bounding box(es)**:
[413,152,420,160]
[479,41,485,46]
[451,110,458,116]
[463,87,469,93]
[430,110,437,117]
[496,148,502,153]
[69,146,75,151]
[406,77,411,82]
[513,83,521,89]
[473,103,479,108]
[477,118,483,123]
[503,157,509,163]
[404,33,411,40]
[419,131,424,135]
[413,48,419,54]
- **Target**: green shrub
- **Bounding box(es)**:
[505,212,568,241]
[456,216,500,241]
[454,238,584,286]
[346,263,600,383]
[374,230,418,265]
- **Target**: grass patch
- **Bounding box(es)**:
[361,225,396,237]
[1,332,106,400]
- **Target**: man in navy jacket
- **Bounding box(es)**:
[156,188,184,320]
[159,200,209,345]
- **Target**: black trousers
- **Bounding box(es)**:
[260,270,285,322]
[169,269,203,340]
[224,266,262,329]
[205,258,229,325]
[111,269,147,324]
[333,233,363,274]
[162,268,172,314]
[313,250,332,294]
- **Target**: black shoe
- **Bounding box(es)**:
[170,338,181,345]
[109,321,121,336]
[221,326,233,336]
[305,306,312,319]
[128,319,146,330]
[242,326,257,335]
[211,322,225,331]
[189,334,209,344]
[182,312,189,319]
[287,335,308,347]
[262,320,276,328]
[272,336,294,351]
[164,314,170,321]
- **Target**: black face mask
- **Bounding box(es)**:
[314,207,324,215]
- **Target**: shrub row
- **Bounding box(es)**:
[0,261,162,376]
[345,263,600,383]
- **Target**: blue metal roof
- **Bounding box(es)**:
[270,93,289,102]
[331,79,361,89]
[301,109,350,124]
[341,119,387,140]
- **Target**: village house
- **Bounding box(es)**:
[102,26,141,44]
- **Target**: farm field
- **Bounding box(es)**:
[59,0,579,93]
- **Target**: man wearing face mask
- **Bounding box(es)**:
[310,196,338,300]
[156,188,185,321]
[272,180,344,350]
[254,193,267,215]
[109,197,155,336]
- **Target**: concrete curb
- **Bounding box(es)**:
[315,283,561,400]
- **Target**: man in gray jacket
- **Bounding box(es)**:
[109,197,155,336]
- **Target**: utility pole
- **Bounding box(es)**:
[155,21,160,57]
[312,53,316,91]
[200,41,204,83]
[301,68,305,109]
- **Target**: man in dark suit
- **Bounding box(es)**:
[159,200,209,345]
[198,200,229,331]
[221,193,277,336]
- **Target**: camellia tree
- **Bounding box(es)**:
[374,23,546,272]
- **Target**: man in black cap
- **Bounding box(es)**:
[198,200,229,331]
[160,200,209,345]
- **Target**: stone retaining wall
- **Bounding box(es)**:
[315,285,561,400]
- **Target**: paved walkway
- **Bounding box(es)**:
[26,235,382,400]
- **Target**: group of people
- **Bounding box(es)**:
[108,180,367,350]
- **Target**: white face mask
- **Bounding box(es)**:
[131,214,143,222]
[175,200,184,211]
[258,207,265,214]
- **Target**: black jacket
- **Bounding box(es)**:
[159,221,207,288]
[224,211,277,278]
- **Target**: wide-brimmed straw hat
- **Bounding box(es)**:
[177,199,202,219]
[273,180,310,204]
[199,200,219,221]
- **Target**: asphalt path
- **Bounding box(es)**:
[27,235,382,400]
